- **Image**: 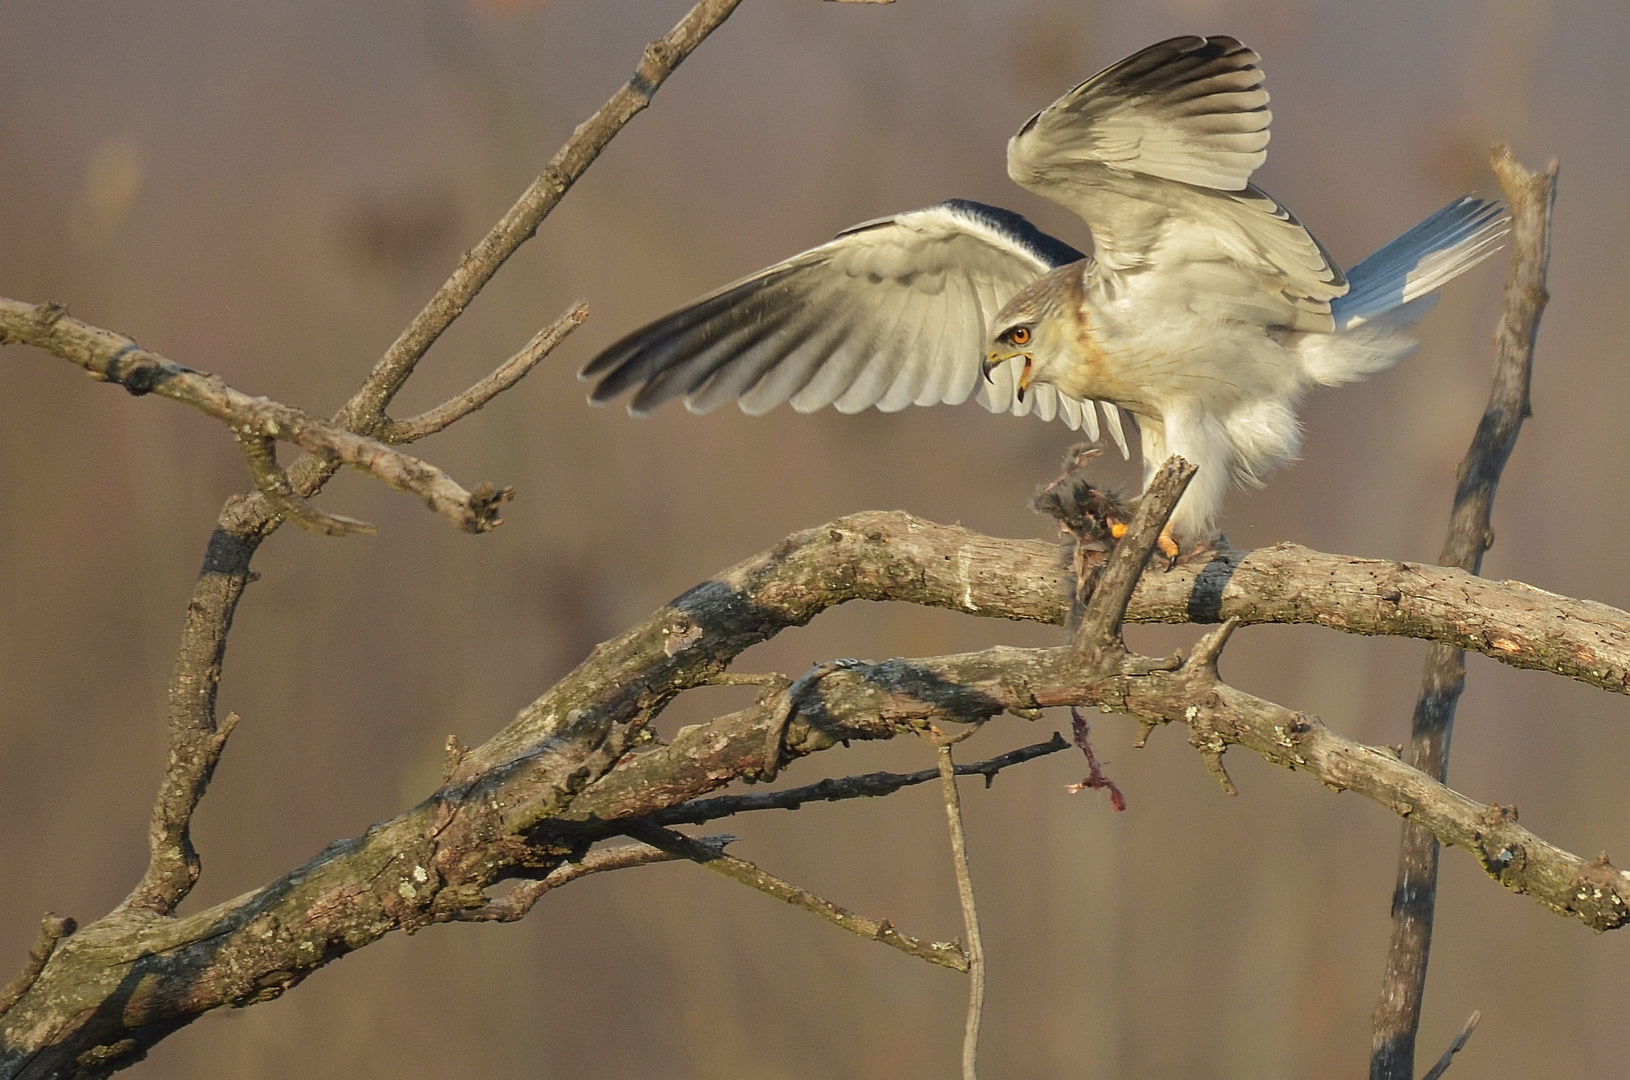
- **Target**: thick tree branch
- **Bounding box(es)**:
[1372,145,1556,1080]
[590,641,1630,930]
[7,503,1629,1075]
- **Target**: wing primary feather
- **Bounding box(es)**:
[582,264,801,386]
[627,299,801,415]
[686,312,827,414]
[879,285,943,412]
[737,314,855,416]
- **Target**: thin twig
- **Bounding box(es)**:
[934,741,984,1080]
[651,734,1071,826]
[339,0,746,430]
[1371,146,1555,1080]
[0,298,511,535]
[383,300,589,443]
[625,824,970,972]
[443,836,734,923]
[1420,1011,1481,1080]
[0,915,75,1017]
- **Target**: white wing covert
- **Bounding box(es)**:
[581,200,1120,439]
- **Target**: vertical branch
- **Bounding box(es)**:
[1370,145,1556,1080]
[936,742,985,1080]
[119,0,749,917]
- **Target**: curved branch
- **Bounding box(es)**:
[6,505,1629,1076]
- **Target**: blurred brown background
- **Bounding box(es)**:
[2,1,1627,1077]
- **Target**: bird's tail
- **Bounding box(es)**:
[1301,196,1509,387]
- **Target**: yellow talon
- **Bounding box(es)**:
[1109,522,1128,539]
[1157,526,1180,561]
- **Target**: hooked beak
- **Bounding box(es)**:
[983,352,1035,400]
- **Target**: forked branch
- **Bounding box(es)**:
[0,297,513,535]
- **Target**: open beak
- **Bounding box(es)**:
[982,352,1035,398]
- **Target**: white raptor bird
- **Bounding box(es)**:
[582,35,1508,557]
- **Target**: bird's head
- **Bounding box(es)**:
[982,266,1082,401]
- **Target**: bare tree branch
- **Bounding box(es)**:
[7,498,1630,1074]
[1074,456,1196,667]
[649,734,1071,827]
[338,0,745,431]
[1421,1011,1482,1080]
[1372,145,1557,1080]
[232,432,377,537]
[0,298,513,534]
[107,0,751,922]
[440,836,734,924]
[0,917,75,1019]
[624,824,970,972]
[382,300,589,443]
[932,740,986,1080]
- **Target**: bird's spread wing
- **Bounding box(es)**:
[581,199,1126,445]
[1007,35,1347,332]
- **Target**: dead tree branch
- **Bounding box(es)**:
[0,297,513,535]
[341,0,744,430]
[932,740,986,1080]
[0,917,75,1019]
[5,502,1629,1074]
[440,835,735,924]
[1421,1012,1482,1080]
[624,825,970,972]
[649,734,1071,827]
[0,6,1604,1073]
[104,0,746,923]
[382,299,588,443]
[1372,145,1557,1080]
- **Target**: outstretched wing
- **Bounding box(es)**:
[1008,35,1347,332]
[581,199,1124,442]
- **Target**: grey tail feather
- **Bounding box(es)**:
[1332,196,1510,331]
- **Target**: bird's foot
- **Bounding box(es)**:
[1170,533,1229,567]
[1107,520,1179,567]
[1156,525,1180,565]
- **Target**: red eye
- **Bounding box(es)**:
[1009,326,1031,346]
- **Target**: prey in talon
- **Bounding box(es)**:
[583,36,1508,555]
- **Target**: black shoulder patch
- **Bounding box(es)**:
[938,199,1086,269]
